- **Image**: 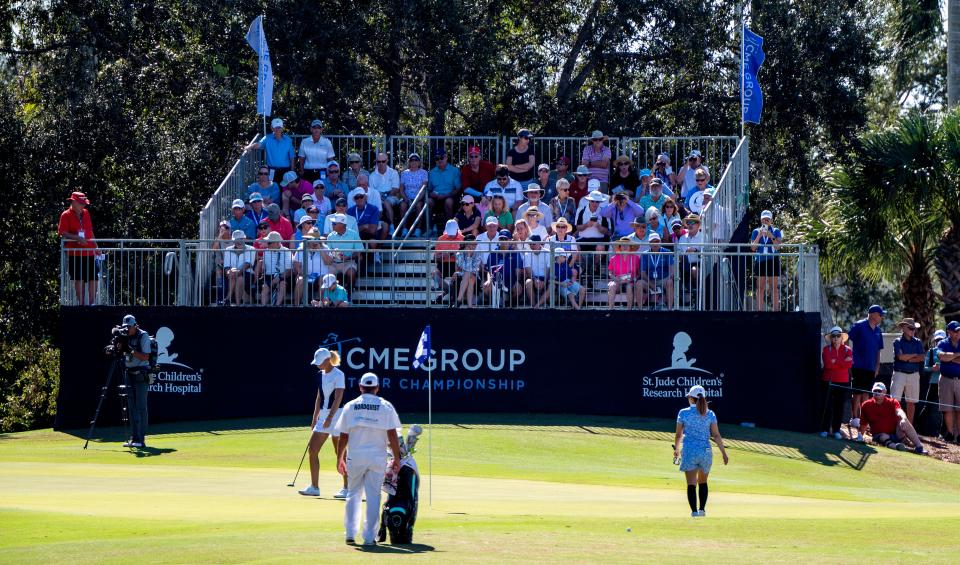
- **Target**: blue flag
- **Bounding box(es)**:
[741,26,765,125]
[413,325,431,370]
[245,16,273,116]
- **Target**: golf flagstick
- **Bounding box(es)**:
[414,325,433,509]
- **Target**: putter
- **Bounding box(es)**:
[287,441,310,487]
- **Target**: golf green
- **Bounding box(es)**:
[1,414,957,563]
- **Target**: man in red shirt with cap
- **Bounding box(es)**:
[459,145,496,201]
[859,382,926,454]
[57,191,99,305]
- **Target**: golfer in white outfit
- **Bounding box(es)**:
[335,372,402,545]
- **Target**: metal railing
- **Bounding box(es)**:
[62,239,818,312]
[289,134,387,171]
[701,136,749,244]
[620,136,739,182]
[390,136,501,168]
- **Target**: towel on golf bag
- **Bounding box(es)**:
[378,456,419,544]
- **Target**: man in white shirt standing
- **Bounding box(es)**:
[298,119,336,183]
[336,373,402,546]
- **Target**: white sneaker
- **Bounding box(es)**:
[833,432,843,440]
[697,510,706,517]
[298,485,320,496]
[333,488,348,499]
[122,440,135,447]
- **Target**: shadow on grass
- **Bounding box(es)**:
[354,543,436,554]
[57,412,877,470]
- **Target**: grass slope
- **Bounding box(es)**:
[0,414,958,564]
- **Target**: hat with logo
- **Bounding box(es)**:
[932,329,947,343]
[310,119,323,128]
[67,191,90,204]
[687,149,702,160]
[270,118,284,128]
[231,198,245,209]
[575,165,590,176]
[281,171,299,187]
[327,160,340,170]
[322,273,337,288]
[468,145,481,156]
[310,348,331,366]
[872,382,887,393]
[947,321,960,332]
[360,372,379,387]
[670,218,683,229]
[760,210,774,221]
[444,219,459,237]
[648,232,662,242]
[868,304,886,316]
[231,229,246,240]
[638,168,652,178]
[249,192,264,203]
[687,385,706,398]
[121,314,137,327]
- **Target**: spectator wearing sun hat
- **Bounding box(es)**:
[58,191,100,305]
[569,165,591,202]
[820,326,853,439]
[581,130,612,188]
[297,119,336,183]
[507,129,536,184]
[293,193,315,225]
[847,305,886,441]
[936,321,960,442]
[517,184,553,228]
[546,217,579,260]
[246,118,296,183]
[610,155,640,197]
[256,231,294,305]
[521,207,549,241]
[294,214,318,244]
[891,318,925,424]
[460,145,496,196]
[342,152,370,192]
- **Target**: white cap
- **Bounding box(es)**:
[231,229,246,240]
[760,210,773,220]
[349,187,367,200]
[444,219,459,237]
[933,329,947,341]
[485,216,499,226]
[585,190,606,202]
[687,385,706,398]
[648,232,661,242]
[231,198,245,209]
[872,382,887,393]
[322,273,337,288]
[330,213,347,225]
[587,179,601,190]
[312,179,324,188]
[360,372,379,387]
[270,118,284,128]
[311,348,331,366]
[461,194,476,204]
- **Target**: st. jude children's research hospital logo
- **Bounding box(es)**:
[149,327,204,395]
[641,332,724,399]
[318,333,527,393]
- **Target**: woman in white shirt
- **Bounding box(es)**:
[299,347,348,499]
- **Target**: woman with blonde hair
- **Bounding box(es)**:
[299,347,348,499]
[673,385,729,517]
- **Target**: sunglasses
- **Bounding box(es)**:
[258,171,269,175]
[258,225,269,230]
[558,187,568,191]
[468,154,480,158]
[376,160,387,164]
[696,178,707,182]
[328,169,339,173]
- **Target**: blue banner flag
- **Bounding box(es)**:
[741,26,765,125]
[245,16,273,116]
[413,325,431,370]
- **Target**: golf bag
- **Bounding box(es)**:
[378,425,422,544]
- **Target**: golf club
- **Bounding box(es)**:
[287,441,310,487]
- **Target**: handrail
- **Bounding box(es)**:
[391,183,429,240]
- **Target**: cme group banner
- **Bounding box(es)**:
[56,308,822,432]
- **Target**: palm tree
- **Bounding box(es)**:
[814,110,960,335]
[950,0,960,107]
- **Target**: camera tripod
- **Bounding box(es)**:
[83,357,131,449]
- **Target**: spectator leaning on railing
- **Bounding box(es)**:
[246,118,296,184]
[58,191,100,305]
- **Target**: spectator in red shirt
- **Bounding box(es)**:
[860,382,925,454]
[265,203,295,247]
[820,327,852,439]
[58,192,99,305]
[460,145,495,200]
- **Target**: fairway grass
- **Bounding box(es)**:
[1,414,958,563]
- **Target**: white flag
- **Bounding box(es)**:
[413,325,431,370]
[245,16,273,116]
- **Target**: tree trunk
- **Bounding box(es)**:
[950,0,960,107]
[935,224,960,323]
[901,266,938,343]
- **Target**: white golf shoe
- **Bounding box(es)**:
[333,488,348,499]
[298,485,320,496]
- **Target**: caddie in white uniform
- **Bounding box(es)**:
[335,372,402,546]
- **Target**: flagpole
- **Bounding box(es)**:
[428,360,433,509]
[260,13,267,137]
[740,4,746,139]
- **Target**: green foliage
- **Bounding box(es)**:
[0,341,60,433]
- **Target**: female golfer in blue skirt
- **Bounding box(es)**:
[673,385,729,517]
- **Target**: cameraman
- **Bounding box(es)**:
[119,314,152,448]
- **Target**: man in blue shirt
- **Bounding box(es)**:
[847,304,885,441]
[245,118,296,183]
[347,188,385,265]
[637,233,675,309]
[229,199,257,239]
[428,148,462,224]
[936,321,960,442]
[891,318,925,424]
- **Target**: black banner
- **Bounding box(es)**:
[56,307,822,432]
